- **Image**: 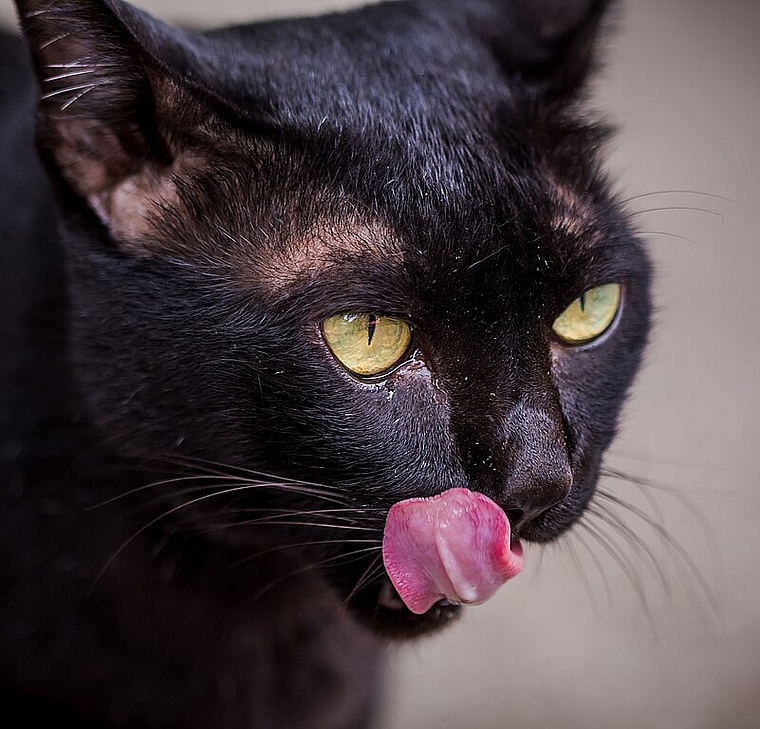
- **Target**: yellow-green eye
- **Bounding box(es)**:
[552,283,622,344]
[322,313,413,377]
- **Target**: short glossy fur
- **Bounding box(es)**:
[0,0,650,726]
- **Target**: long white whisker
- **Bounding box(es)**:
[587,503,671,596]
[601,467,715,537]
[203,518,376,534]
[152,453,349,497]
[344,556,386,606]
[594,488,721,624]
[43,68,98,83]
[621,189,732,205]
[576,517,652,625]
[89,474,240,509]
[637,230,700,245]
[93,483,346,587]
[249,545,382,603]
[629,205,725,219]
[39,31,74,50]
[215,505,381,522]
[562,536,601,611]
[233,540,380,566]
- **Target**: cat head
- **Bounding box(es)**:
[16,0,650,636]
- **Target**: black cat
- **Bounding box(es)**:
[0,0,650,726]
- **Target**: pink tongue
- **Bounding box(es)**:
[382,488,523,615]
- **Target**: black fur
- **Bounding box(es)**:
[0,1,650,726]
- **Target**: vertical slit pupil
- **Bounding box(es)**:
[367,315,377,346]
[579,293,586,313]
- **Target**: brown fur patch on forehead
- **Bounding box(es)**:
[81,134,404,289]
[245,218,402,294]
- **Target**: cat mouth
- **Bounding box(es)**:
[378,579,459,613]
[378,579,410,611]
[339,488,525,635]
[347,487,524,635]
[381,488,524,614]
[355,575,463,637]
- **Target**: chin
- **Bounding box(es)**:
[346,576,463,639]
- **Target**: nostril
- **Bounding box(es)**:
[506,508,525,532]
[503,476,571,535]
[500,461,573,533]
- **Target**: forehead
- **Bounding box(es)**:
[241,218,404,295]
[173,9,627,303]
[211,6,503,123]
[159,104,622,316]
[205,7,515,183]
[231,176,627,316]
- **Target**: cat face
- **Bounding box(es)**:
[17,0,650,635]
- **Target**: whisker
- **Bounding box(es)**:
[629,205,725,222]
[202,516,377,534]
[562,532,608,611]
[601,467,715,538]
[150,452,349,499]
[43,68,98,83]
[91,476,350,513]
[39,30,74,50]
[234,540,380,567]
[60,83,100,110]
[594,489,721,623]
[576,517,652,621]
[93,483,350,588]
[586,503,671,597]
[23,7,61,18]
[41,82,99,100]
[223,506,382,519]
[88,474,239,509]
[46,61,95,68]
[621,190,733,205]
[344,555,386,606]
[637,230,700,245]
[248,546,383,604]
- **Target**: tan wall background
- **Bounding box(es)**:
[2,1,759,727]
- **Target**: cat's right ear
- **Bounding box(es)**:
[13,0,216,251]
[464,0,613,101]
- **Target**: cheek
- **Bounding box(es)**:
[550,342,633,461]
[282,361,464,496]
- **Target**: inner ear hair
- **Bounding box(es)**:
[17,0,206,250]
[85,145,208,251]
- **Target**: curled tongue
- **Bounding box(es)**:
[382,488,523,615]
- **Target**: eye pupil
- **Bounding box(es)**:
[367,314,377,346]
[579,293,586,312]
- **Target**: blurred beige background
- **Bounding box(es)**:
[2,1,759,727]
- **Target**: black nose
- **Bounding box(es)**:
[498,402,573,532]
[504,465,572,533]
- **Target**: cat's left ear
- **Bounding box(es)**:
[466,0,614,100]
[14,0,217,250]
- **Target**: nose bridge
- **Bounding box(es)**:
[498,393,573,519]
[439,324,572,521]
